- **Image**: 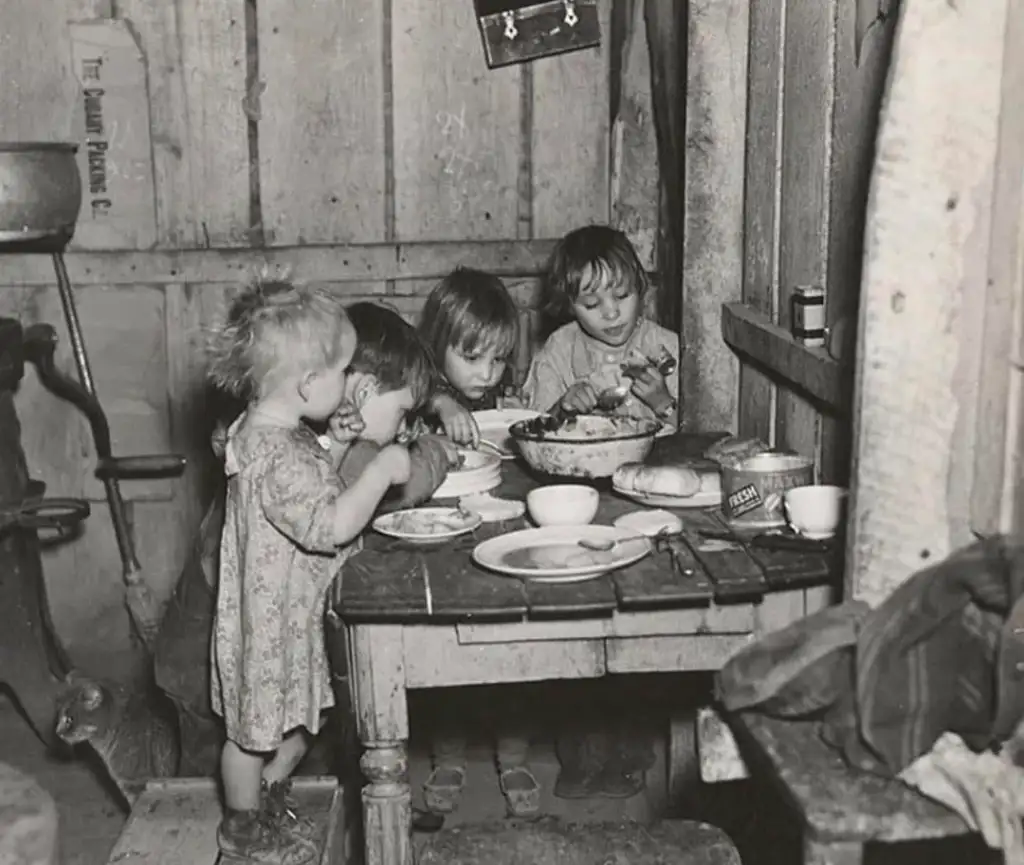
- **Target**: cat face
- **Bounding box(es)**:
[55,674,111,745]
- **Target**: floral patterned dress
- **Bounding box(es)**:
[211,413,354,752]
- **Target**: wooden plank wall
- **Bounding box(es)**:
[737,0,896,485]
[0,0,662,657]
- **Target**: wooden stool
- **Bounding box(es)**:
[416,818,742,864]
[0,761,58,865]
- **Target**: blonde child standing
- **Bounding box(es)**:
[416,268,541,819]
[524,225,680,800]
[207,281,410,864]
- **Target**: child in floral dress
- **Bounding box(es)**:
[206,280,410,865]
[523,225,681,800]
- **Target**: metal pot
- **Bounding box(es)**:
[0,143,81,245]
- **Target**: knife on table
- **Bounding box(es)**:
[697,529,831,553]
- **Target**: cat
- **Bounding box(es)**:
[54,670,181,808]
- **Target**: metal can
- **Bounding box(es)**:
[791,285,826,347]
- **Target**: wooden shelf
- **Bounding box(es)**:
[721,301,849,415]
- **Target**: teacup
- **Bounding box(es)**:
[784,485,847,539]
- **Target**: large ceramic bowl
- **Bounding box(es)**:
[509,414,660,479]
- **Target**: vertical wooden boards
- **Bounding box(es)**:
[847,0,1007,604]
[971,0,1024,536]
[738,0,785,446]
[392,0,521,241]
[680,0,748,433]
[120,0,251,247]
[775,0,837,469]
[531,0,612,236]
[257,1,386,245]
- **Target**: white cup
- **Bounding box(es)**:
[784,485,847,539]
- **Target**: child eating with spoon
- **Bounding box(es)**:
[523,225,681,800]
[523,224,680,432]
[419,266,522,450]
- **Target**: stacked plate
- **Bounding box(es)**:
[432,449,503,499]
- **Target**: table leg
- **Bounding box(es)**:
[349,625,411,865]
[804,838,864,865]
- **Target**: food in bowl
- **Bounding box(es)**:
[526,484,600,526]
[510,414,660,479]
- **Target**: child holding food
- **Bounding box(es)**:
[523,224,682,799]
[205,280,411,865]
[416,268,542,819]
[523,224,680,433]
[419,266,522,449]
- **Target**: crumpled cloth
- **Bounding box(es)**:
[900,732,1024,863]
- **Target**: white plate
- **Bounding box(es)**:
[373,507,481,544]
[613,484,722,509]
[613,509,683,537]
[473,409,542,459]
[472,525,651,583]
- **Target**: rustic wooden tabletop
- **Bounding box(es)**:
[333,433,838,624]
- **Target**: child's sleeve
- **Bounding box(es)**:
[260,447,348,554]
[522,338,573,412]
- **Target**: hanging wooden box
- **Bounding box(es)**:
[475,0,601,69]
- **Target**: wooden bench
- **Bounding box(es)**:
[414,818,742,865]
[728,713,973,865]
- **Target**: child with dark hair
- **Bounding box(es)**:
[419,266,521,447]
[416,270,540,819]
[525,224,680,431]
[524,226,681,800]
[336,302,457,505]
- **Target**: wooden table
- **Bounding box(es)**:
[332,434,838,865]
[728,713,972,865]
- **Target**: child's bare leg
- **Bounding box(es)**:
[424,735,468,814]
[263,728,311,785]
[222,739,264,812]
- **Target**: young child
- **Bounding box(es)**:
[336,301,457,505]
[206,281,411,865]
[416,269,541,819]
[524,224,680,431]
[524,225,680,800]
[419,266,521,448]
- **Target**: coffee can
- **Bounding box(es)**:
[791,285,826,347]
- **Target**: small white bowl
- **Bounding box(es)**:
[784,484,848,539]
[527,484,600,527]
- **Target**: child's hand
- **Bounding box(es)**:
[436,394,479,447]
[328,401,365,443]
[410,436,455,499]
[559,381,598,414]
[379,443,412,485]
[627,365,674,416]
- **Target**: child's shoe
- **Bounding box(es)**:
[499,766,541,818]
[423,765,466,814]
[262,779,320,843]
[217,808,317,865]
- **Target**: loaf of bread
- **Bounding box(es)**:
[613,462,703,498]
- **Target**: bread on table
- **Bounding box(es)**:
[614,462,708,498]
